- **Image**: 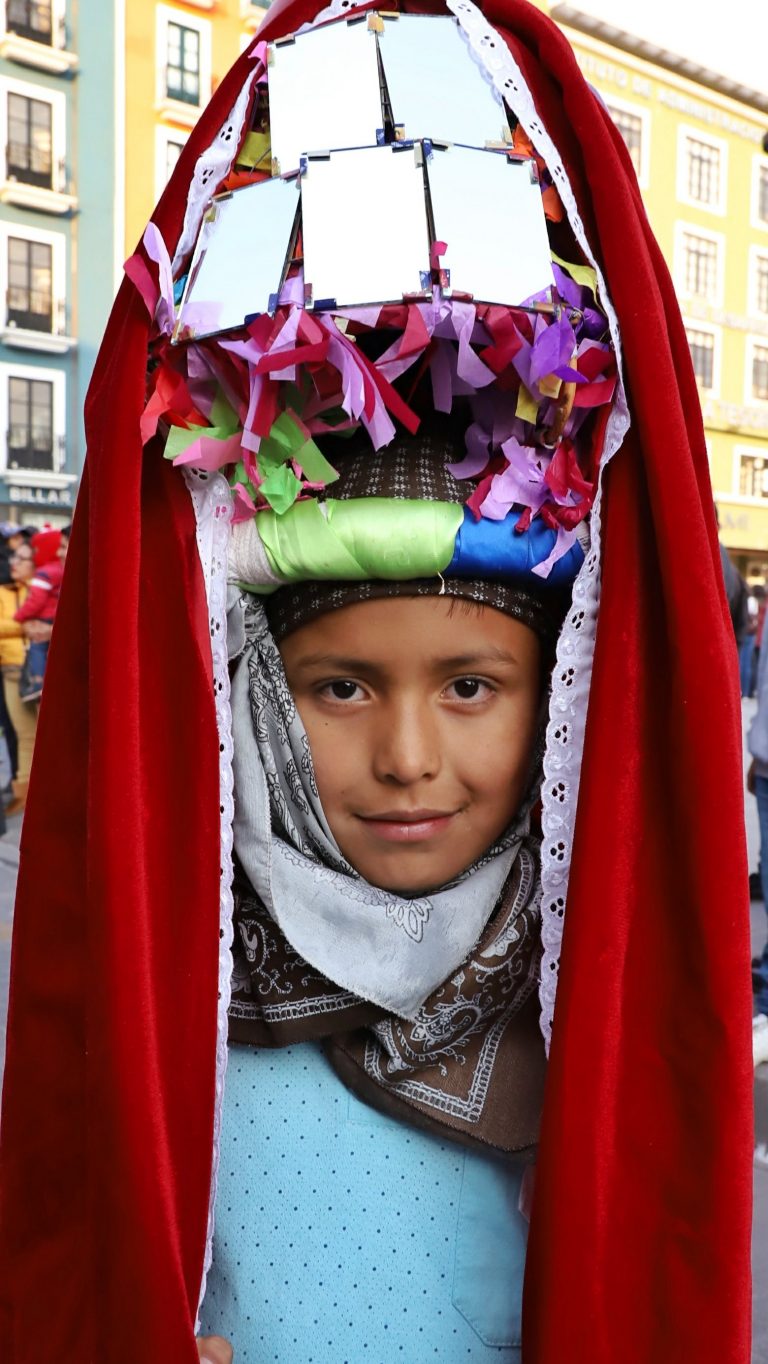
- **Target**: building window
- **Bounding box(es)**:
[166,22,200,105]
[7,373,53,470]
[6,90,52,188]
[607,104,643,177]
[165,135,185,180]
[758,164,768,226]
[685,136,721,207]
[682,231,719,301]
[7,235,52,331]
[6,0,52,44]
[739,452,768,500]
[753,252,768,316]
[753,344,768,402]
[686,327,715,390]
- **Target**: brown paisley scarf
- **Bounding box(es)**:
[228,845,546,1156]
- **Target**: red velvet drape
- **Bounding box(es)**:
[0,3,752,1361]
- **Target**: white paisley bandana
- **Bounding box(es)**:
[230,595,533,1020]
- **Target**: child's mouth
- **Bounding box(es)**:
[357,810,456,842]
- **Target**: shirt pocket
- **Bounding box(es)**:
[451,1149,528,1348]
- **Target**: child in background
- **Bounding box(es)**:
[13,527,62,704]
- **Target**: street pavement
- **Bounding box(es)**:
[0,752,766,1356]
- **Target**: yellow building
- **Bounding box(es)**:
[540,3,768,580]
[123,0,266,259]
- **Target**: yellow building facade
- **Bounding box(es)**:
[123,0,266,259]
[545,5,768,579]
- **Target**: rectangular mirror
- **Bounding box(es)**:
[426,145,554,306]
[378,15,509,149]
[301,145,430,308]
[268,20,383,176]
[175,175,300,340]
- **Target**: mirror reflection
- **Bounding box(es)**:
[378,15,510,148]
[177,176,300,339]
[301,146,430,308]
[427,146,554,305]
[268,21,383,176]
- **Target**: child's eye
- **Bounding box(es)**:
[319,679,365,702]
[445,677,493,702]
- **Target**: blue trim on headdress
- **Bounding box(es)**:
[446,507,584,587]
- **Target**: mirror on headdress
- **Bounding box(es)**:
[175,176,300,340]
[268,20,383,177]
[301,145,431,309]
[377,15,510,149]
[426,145,555,305]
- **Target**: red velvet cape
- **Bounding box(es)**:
[0,2,753,1360]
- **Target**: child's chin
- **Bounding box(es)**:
[358,852,470,898]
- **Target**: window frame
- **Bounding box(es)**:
[0,221,66,335]
[676,124,728,216]
[682,318,721,398]
[603,93,650,190]
[673,221,725,308]
[751,155,768,233]
[748,244,768,320]
[731,443,768,504]
[0,0,66,48]
[154,125,187,201]
[0,358,65,474]
[746,335,768,407]
[0,73,67,191]
[156,4,211,113]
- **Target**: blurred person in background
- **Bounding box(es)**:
[13,527,63,705]
[742,583,764,698]
[746,635,768,1014]
[716,511,749,651]
[0,531,38,815]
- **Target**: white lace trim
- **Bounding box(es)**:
[183,469,236,1328]
[172,68,260,275]
[445,0,632,1046]
[176,0,634,1313]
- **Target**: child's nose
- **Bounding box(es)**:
[373,700,441,785]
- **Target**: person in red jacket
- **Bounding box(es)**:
[13,526,63,703]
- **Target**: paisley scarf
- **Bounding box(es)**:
[229,596,546,1153]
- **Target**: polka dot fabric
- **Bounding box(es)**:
[200,1042,527,1361]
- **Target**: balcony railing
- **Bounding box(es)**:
[5,145,70,194]
[5,291,67,336]
[7,0,52,44]
[6,429,65,473]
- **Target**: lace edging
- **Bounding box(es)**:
[172,70,260,275]
[183,469,235,1328]
[445,0,632,1048]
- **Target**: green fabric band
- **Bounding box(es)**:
[251,498,463,588]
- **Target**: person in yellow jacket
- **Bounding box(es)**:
[0,537,37,814]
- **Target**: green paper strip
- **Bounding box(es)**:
[164,421,235,461]
[551,250,598,297]
[252,498,463,586]
[258,463,302,515]
[209,389,239,432]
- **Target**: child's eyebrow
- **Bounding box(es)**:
[291,649,521,673]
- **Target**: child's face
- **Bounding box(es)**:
[280,596,541,895]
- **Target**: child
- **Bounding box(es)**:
[13,526,63,703]
[0,3,752,1362]
[198,434,558,1359]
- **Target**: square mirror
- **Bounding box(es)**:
[426,145,554,306]
[268,20,383,176]
[301,144,431,309]
[175,175,300,340]
[377,15,509,149]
